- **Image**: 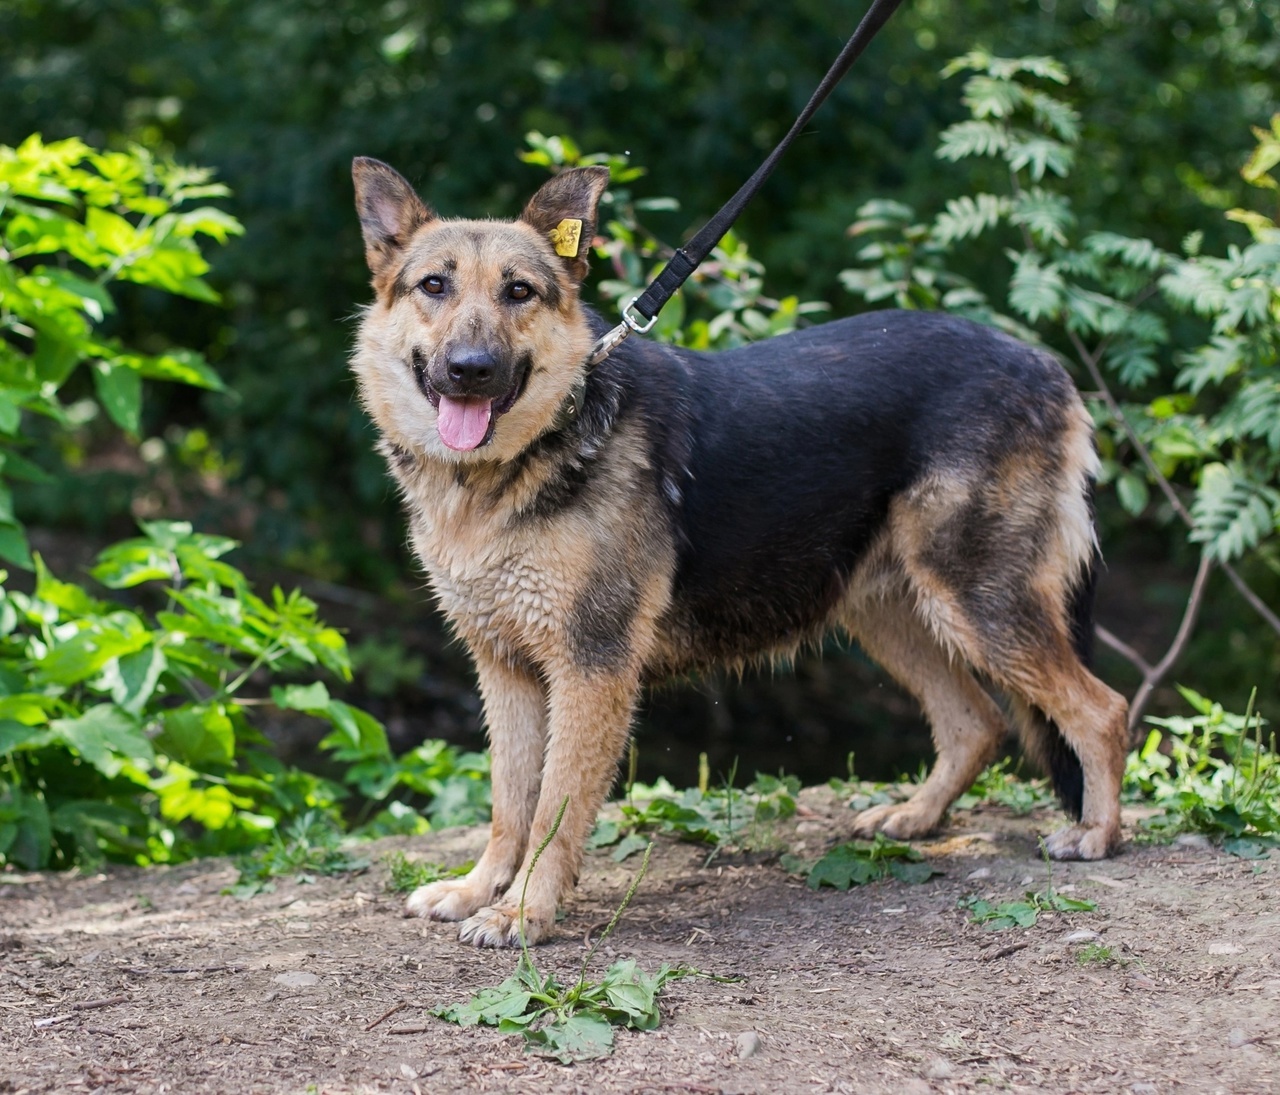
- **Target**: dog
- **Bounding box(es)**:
[349,157,1129,947]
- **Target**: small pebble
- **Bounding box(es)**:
[966,867,992,881]
[1063,929,1101,944]
[1130,1084,1158,1095]
[271,970,319,988]
[736,1031,762,1059]
[1209,942,1243,955]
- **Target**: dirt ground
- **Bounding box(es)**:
[2,788,1276,1095]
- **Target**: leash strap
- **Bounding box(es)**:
[588,0,905,367]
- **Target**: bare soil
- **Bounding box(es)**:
[2,790,1276,1095]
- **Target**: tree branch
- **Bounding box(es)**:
[1126,550,1215,737]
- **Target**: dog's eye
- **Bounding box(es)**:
[421,275,445,295]
[508,281,533,301]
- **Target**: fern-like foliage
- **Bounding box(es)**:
[1192,463,1280,563]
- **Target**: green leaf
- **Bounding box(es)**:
[0,522,32,569]
[0,785,52,868]
[157,703,236,767]
[433,975,533,1027]
[106,644,168,716]
[524,1013,615,1063]
[611,833,651,862]
[50,704,154,777]
[1116,472,1150,517]
[271,681,331,712]
[89,540,175,588]
[0,719,53,752]
[91,360,143,433]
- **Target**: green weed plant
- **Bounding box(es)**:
[1126,686,1279,854]
[433,798,725,1064]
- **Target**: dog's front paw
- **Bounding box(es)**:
[404,877,493,922]
[456,903,553,948]
[850,799,943,841]
[1043,823,1120,861]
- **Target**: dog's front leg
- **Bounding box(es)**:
[405,648,547,922]
[457,664,639,947]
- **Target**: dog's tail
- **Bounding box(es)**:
[1010,539,1099,822]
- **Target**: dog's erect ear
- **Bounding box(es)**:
[518,166,610,282]
[352,157,434,277]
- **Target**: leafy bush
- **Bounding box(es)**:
[1125,686,1279,851]
[0,137,485,869]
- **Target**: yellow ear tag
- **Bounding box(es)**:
[549,218,583,258]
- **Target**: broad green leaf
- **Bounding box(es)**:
[33,553,101,615]
[1116,472,1150,516]
[0,785,52,868]
[433,976,533,1027]
[524,1013,615,1063]
[271,681,331,712]
[0,393,19,435]
[90,540,174,588]
[91,360,143,433]
[157,703,236,767]
[107,644,168,715]
[0,719,54,752]
[36,611,150,686]
[50,704,154,777]
[0,521,32,569]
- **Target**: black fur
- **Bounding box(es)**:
[575,308,1077,667]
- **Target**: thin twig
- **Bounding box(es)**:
[1127,551,1215,735]
[364,1001,408,1032]
[71,995,129,1011]
[1095,624,1152,677]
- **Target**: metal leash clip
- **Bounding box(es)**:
[585,296,657,369]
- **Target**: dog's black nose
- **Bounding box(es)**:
[447,347,496,387]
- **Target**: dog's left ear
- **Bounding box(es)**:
[519,166,610,283]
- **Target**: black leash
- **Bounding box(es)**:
[585,0,906,370]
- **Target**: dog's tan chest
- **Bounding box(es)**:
[395,468,578,659]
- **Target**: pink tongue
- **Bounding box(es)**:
[436,396,494,451]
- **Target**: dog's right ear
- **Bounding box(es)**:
[352,157,434,277]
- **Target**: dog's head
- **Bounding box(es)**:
[350,158,609,463]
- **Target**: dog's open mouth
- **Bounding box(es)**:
[411,350,528,452]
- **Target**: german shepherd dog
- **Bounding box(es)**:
[350,158,1129,948]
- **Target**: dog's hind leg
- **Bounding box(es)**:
[406,647,547,922]
[988,649,1128,859]
[847,594,1007,840]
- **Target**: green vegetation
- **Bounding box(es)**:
[433,801,724,1064]
[786,833,940,890]
[961,889,1097,931]
[0,138,487,871]
[224,810,370,899]
[2,4,1278,871]
[589,763,800,864]
[1126,687,1278,854]
[1076,942,1118,966]
[384,849,472,894]
[955,757,1057,815]
[842,53,1280,722]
